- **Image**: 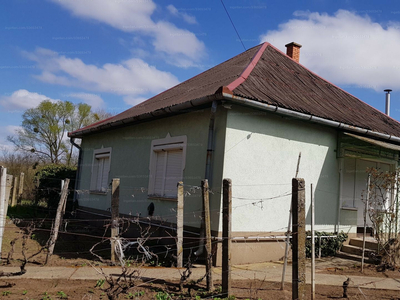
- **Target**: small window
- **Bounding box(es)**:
[148,134,187,199]
[90,147,112,193]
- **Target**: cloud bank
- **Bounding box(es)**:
[260,10,400,91]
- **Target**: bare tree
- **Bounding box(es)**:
[364,168,400,269]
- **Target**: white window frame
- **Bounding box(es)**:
[90,147,112,194]
[148,134,187,199]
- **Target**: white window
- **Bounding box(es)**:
[148,134,187,199]
[90,147,112,193]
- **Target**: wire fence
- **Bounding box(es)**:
[0,174,398,299]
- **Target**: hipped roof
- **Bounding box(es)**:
[69,42,400,139]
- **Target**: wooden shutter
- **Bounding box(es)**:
[154,151,166,196]
[164,150,183,197]
[90,159,99,191]
[100,156,110,191]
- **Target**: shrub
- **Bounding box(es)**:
[35,164,76,210]
[305,231,348,258]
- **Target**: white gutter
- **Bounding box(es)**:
[222,93,400,144]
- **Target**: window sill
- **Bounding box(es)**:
[89,190,108,195]
[148,195,177,201]
[341,206,358,211]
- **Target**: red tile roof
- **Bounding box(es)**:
[69,42,400,138]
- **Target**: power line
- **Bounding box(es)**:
[220,0,246,51]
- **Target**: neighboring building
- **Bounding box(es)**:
[69,42,400,264]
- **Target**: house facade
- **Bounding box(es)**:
[69,42,400,264]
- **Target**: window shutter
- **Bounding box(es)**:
[154,151,166,196]
[101,157,110,191]
[90,159,99,191]
[164,150,183,197]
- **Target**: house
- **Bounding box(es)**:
[68,42,400,265]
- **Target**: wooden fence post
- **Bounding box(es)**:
[202,179,213,291]
[46,178,70,264]
[222,178,232,298]
[0,167,7,261]
[292,178,306,300]
[177,181,184,268]
[11,176,18,207]
[111,178,120,263]
[17,172,24,204]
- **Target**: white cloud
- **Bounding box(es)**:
[50,0,204,64]
[5,125,22,135]
[123,96,149,106]
[24,48,180,100]
[67,93,105,109]
[260,10,400,91]
[167,4,197,24]
[0,89,57,111]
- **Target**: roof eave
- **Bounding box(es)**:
[68,92,226,138]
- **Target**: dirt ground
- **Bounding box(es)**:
[2,222,400,299]
[319,263,400,279]
[0,278,399,300]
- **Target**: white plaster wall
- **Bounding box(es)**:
[222,105,340,233]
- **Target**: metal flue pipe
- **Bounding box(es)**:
[384,89,392,116]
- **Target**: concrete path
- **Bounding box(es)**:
[1,258,399,291]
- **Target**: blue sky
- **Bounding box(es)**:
[1,0,400,150]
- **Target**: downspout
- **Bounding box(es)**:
[70,137,82,206]
[195,100,218,257]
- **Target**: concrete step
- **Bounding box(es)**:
[349,238,378,251]
[336,251,376,264]
[341,244,375,256]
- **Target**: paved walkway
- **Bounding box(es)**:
[1,258,399,291]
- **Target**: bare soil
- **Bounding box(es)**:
[0,278,399,299]
[319,264,400,279]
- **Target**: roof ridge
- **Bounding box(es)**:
[226,42,270,91]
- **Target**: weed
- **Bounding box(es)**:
[126,291,145,299]
[22,290,27,295]
[2,291,11,296]
[42,292,52,300]
[95,279,105,288]
[57,291,68,299]
[155,291,172,300]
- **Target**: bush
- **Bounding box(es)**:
[305,231,348,258]
[35,164,76,210]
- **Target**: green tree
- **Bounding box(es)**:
[8,100,111,165]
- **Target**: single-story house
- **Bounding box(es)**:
[68,42,400,265]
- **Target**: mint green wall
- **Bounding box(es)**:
[223,105,340,233]
[78,108,227,230]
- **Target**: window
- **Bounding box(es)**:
[90,147,111,193]
[148,134,187,199]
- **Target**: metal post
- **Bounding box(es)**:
[311,183,315,300]
[222,179,232,298]
[202,179,213,291]
[292,178,306,300]
[0,167,7,261]
[177,182,184,268]
[361,174,371,272]
[319,236,322,258]
[111,178,120,264]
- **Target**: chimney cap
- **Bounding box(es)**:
[285,42,302,48]
[384,89,392,93]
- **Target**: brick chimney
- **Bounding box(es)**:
[285,42,302,63]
